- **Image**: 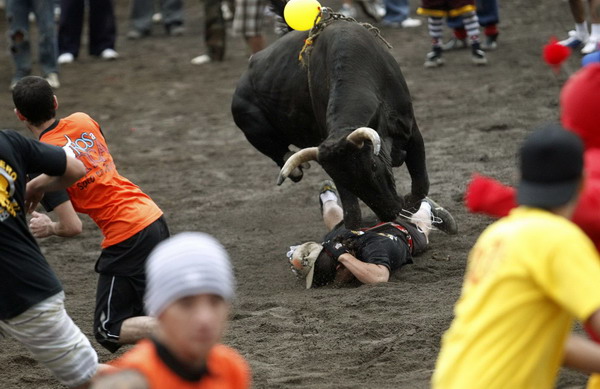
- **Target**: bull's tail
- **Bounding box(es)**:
[269,0,293,35]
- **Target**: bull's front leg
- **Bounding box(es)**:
[404,124,430,210]
[338,185,362,229]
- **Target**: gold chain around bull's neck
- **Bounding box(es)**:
[298,7,392,65]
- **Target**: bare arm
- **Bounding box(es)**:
[337,253,390,284]
[25,155,85,213]
[90,370,149,389]
[29,201,82,238]
[564,310,600,373]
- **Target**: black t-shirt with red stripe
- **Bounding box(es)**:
[322,225,413,272]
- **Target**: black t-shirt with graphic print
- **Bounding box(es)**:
[0,130,65,320]
[322,226,413,272]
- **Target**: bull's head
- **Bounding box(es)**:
[278,127,403,222]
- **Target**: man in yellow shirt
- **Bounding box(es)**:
[433,124,600,389]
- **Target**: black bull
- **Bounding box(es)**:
[231,20,429,228]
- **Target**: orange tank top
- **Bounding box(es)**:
[112,339,251,389]
[40,113,163,248]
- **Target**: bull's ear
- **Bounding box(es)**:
[346,127,381,155]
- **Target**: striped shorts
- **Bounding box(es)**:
[233,0,267,37]
[0,292,98,388]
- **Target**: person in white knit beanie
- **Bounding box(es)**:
[92,232,251,389]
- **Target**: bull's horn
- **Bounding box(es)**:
[346,127,381,156]
[277,147,319,185]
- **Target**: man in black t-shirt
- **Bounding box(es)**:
[0,130,103,388]
[288,181,458,288]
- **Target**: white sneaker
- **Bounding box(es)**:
[191,54,211,65]
[221,3,233,21]
[100,48,119,60]
[45,73,60,89]
[339,4,357,18]
[581,38,599,54]
[152,12,162,23]
[375,3,386,18]
[57,52,74,64]
[401,17,422,28]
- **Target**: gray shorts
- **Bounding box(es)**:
[233,0,267,37]
[0,292,98,387]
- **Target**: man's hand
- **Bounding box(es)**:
[29,211,56,238]
[25,180,45,214]
[322,240,348,261]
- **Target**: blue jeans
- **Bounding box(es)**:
[6,0,58,80]
[130,0,184,32]
[382,0,409,24]
[447,0,499,28]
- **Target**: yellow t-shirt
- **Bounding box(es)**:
[433,207,600,389]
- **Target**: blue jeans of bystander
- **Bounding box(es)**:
[382,0,409,24]
[6,0,58,82]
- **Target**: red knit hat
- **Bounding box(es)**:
[560,64,600,149]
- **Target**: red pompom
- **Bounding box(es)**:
[543,37,571,69]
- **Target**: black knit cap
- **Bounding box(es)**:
[517,123,584,208]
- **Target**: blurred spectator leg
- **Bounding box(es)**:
[205,0,226,60]
[89,0,118,59]
[232,0,266,54]
[161,0,185,35]
[129,0,153,39]
[58,0,84,59]
[6,0,32,89]
[32,0,60,87]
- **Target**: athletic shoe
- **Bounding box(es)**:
[338,4,357,18]
[559,30,587,49]
[581,38,599,54]
[318,180,340,214]
[424,197,458,235]
[167,24,185,36]
[57,52,74,64]
[481,34,498,51]
[100,48,119,60]
[126,29,150,40]
[442,37,468,51]
[191,54,212,65]
[221,2,234,21]
[44,73,60,89]
[400,17,422,28]
[9,79,18,91]
[356,0,383,22]
[471,43,488,65]
[424,46,444,68]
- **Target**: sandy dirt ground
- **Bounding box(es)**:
[0,0,592,387]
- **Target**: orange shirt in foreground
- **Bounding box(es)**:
[111,339,251,389]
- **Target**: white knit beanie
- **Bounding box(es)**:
[145,232,235,317]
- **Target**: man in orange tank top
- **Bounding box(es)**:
[12,76,171,353]
[91,232,251,389]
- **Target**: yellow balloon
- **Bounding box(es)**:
[284,0,322,31]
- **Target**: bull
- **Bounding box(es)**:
[231,13,429,228]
